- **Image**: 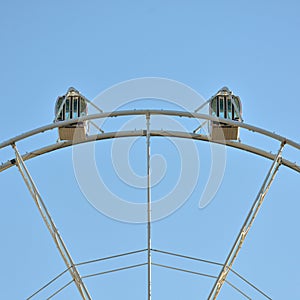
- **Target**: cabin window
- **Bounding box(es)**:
[211,98,218,116]
[227,97,232,119]
[210,95,241,120]
[80,98,87,116]
[73,97,78,118]
[232,97,241,120]
[219,97,225,118]
[55,89,88,123]
[56,98,64,121]
[65,98,70,119]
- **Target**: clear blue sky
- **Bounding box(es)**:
[0,1,299,299]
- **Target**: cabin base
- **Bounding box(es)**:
[211,126,239,141]
[58,126,87,141]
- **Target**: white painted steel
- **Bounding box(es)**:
[1,130,299,173]
[146,115,152,300]
[207,142,284,299]
[1,110,299,150]
[1,109,298,300]
[12,144,92,300]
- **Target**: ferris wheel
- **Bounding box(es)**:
[0,82,299,300]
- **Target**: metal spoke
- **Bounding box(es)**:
[12,143,92,300]
[76,248,147,266]
[207,141,285,299]
[152,248,271,299]
[146,114,152,300]
[26,268,70,299]
[46,280,74,300]
[82,263,147,279]
[152,263,251,299]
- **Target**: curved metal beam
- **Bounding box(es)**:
[0,110,299,150]
[1,130,299,173]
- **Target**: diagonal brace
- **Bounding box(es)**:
[207,141,285,300]
[12,143,92,300]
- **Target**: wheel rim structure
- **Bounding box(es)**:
[0,109,299,300]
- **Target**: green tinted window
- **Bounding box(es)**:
[232,96,241,119]
[65,98,70,119]
[219,96,224,118]
[227,97,232,119]
[56,97,64,120]
[80,98,87,116]
[73,97,78,118]
[211,98,217,116]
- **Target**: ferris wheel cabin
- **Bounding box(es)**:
[209,87,242,140]
[54,87,88,140]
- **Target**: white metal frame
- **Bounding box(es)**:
[1,109,299,299]
[1,110,299,174]
[2,110,299,150]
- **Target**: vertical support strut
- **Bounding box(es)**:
[208,141,285,300]
[12,143,92,300]
[146,114,152,300]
